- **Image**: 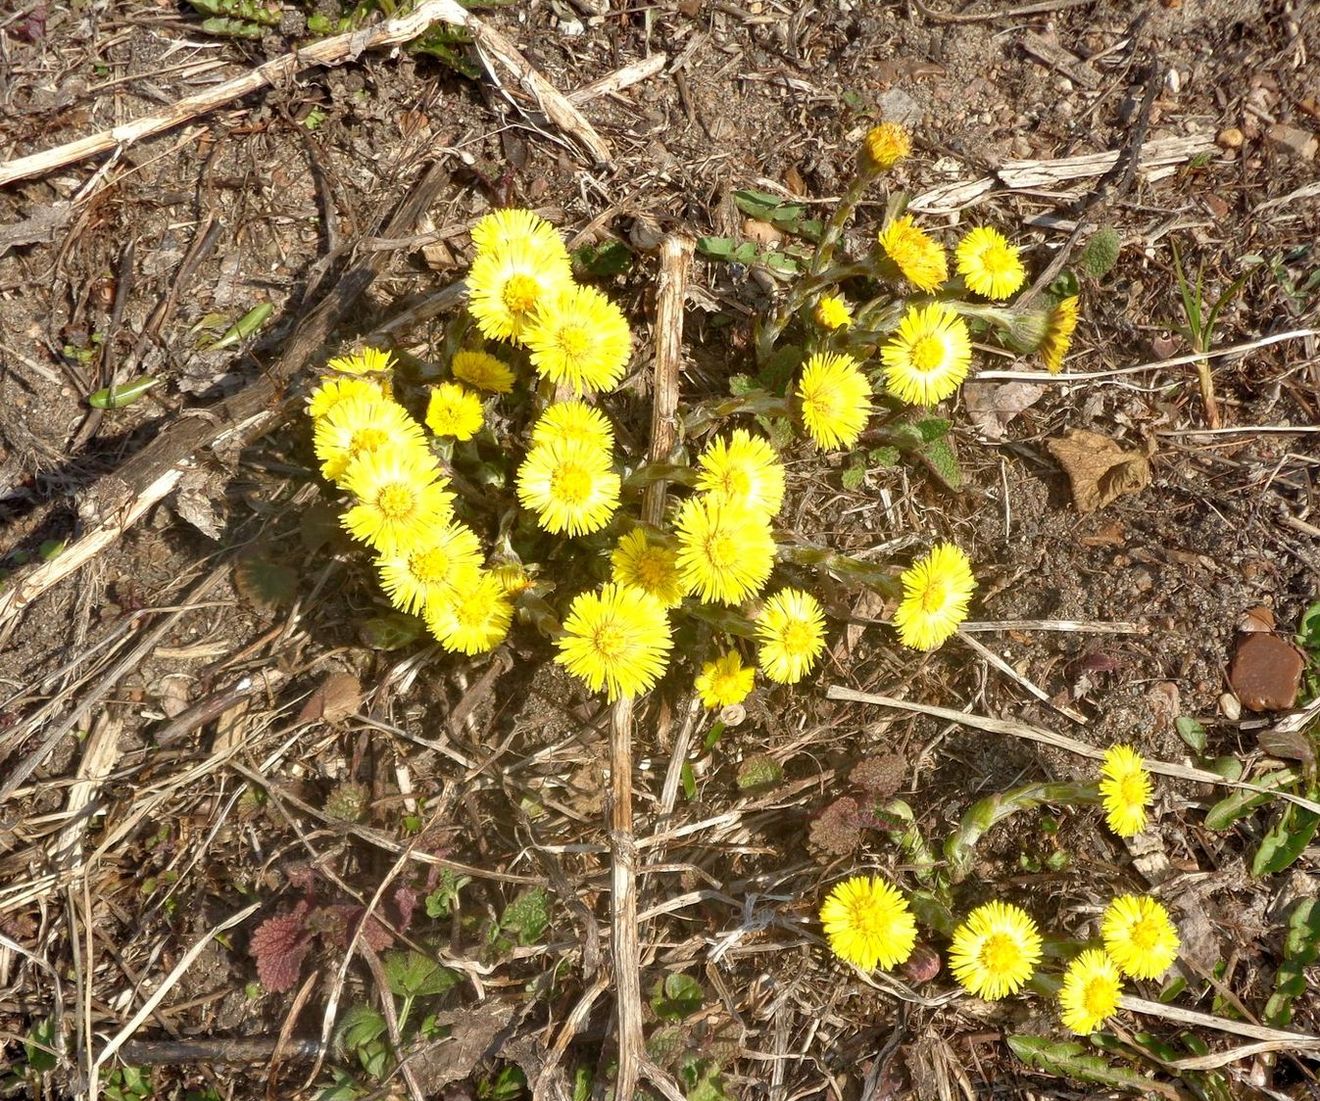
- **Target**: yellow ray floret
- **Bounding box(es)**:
[1099,744,1152,837]
[814,293,853,330]
[522,284,633,394]
[1041,295,1080,373]
[695,429,786,517]
[1058,949,1123,1034]
[451,349,516,394]
[949,900,1043,1000]
[555,582,673,701]
[341,446,455,557]
[470,207,565,260]
[611,529,684,609]
[516,438,620,537]
[674,496,775,606]
[466,212,573,342]
[532,400,615,452]
[881,302,972,407]
[425,382,485,441]
[425,570,512,655]
[694,651,755,710]
[1101,895,1180,980]
[797,351,873,450]
[755,587,826,684]
[878,215,948,292]
[376,522,483,616]
[892,542,976,651]
[327,346,395,378]
[820,875,918,971]
[956,226,1027,300]
[307,376,387,421]
[860,122,912,173]
[313,396,426,486]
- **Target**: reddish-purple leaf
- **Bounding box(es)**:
[249,902,312,994]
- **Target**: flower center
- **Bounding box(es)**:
[551,463,594,506]
[410,547,454,583]
[1118,775,1147,803]
[502,273,540,315]
[555,324,592,361]
[376,482,417,520]
[983,242,1013,273]
[349,427,390,454]
[591,620,628,661]
[1082,977,1113,1017]
[979,932,1021,974]
[910,334,946,373]
[703,531,739,570]
[1128,916,1160,951]
[635,552,672,590]
[919,580,949,613]
[848,897,886,935]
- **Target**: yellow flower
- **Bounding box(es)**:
[755,587,826,684]
[892,542,976,651]
[341,447,455,557]
[797,351,873,450]
[956,226,1026,300]
[451,349,515,394]
[531,400,615,452]
[1058,949,1123,1034]
[327,346,395,378]
[425,570,512,655]
[611,529,683,609]
[1099,745,1152,837]
[881,302,972,407]
[556,582,673,701]
[860,122,912,172]
[814,293,853,330]
[877,215,948,292]
[516,439,620,537]
[1041,295,1080,373]
[466,211,573,342]
[1101,895,1180,980]
[425,382,485,441]
[820,875,918,971]
[695,651,755,709]
[313,396,426,486]
[523,284,633,394]
[376,522,483,616]
[949,901,1043,1000]
[306,376,387,420]
[695,430,786,518]
[674,496,775,606]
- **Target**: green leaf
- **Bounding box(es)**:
[1205,755,1244,781]
[1251,801,1320,876]
[840,459,867,491]
[696,236,736,259]
[915,417,950,443]
[571,1066,593,1101]
[732,190,822,242]
[1297,600,1320,655]
[336,1005,387,1056]
[868,445,900,467]
[204,301,273,350]
[1049,270,1081,299]
[233,556,298,610]
[757,343,802,394]
[359,613,424,651]
[409,25,479,79]
[1007,1035,1168,1096]
[1204,768,1299,830]
[735,753,784,791]
[499,887,550,946]
[477,1065,526,1101]
[1078,226,1121,279]
[24,1017,58,1072]
[728,374,756,397]
[572,240,634,279]
[1265,898,1320,1026]
[382,950,459,999]
[1175,715,1207,754]
[88,374,160,409]
[649,972,704,1022]
[919,435,963,490]
[424,868,470,919]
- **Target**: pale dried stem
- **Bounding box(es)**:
[641,235,694,527]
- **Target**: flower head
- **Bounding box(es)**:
[341,447,455,557]
[892,543,976,651]
[425,382,485,441]
[949,901,1043,1000]
[674,496,775,605]
[1041,296,1080,373]
[466,211,573,342]
[532,400,615,452]
[860,122,912,173]
[797,351,873,450]
[523,284,632,394]
[425,571,512,655]
[611,529,683,608]
[755,587,826,685]
[878,215,948,292]
[695,430,786,517]
[695,651,755,709]
[1058,949,1123,1034]
[814,293,853,330]
[327,346,395,378]
[881,302,972,407]
[556,582,673,701]
[376,522,483,616]
[1101,895,1180,980]
[471,207,563,259]
[1099,745,1152,837]
[307,376,387,420]
[820,876,917,971]
[516,439,620,537]
[313,396,426,485]
[956,226,1027,300]
[451,349,516,394]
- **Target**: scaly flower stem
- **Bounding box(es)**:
[682,391,792,436]
[755,250,873,364]
[623,463,699,492]
[775,542,902,596]
[944,781,1098,884]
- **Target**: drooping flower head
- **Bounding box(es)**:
[326,346,395,379]
[425,570,512,655]
[956,226,1027,300]
[425,382,485,441]
[1058,949,1124,1034]
[695,430,786,517]
[694,651,755,710]
[516,438,620,537]
[820,876,918,971]
[860,122,912,173]
[1101,895,1180,980]
[611,529,683,609]
[1041,295,1080,373]
[1099,745,1152,837]
[523,284,632,394]
[307,375,387,420]
[877,215,948,292]
[341,447,455,557]
[451,349,516,394]
[797,351,873,450]
[466,209,573,342]
[313,396,426,486]
[892,543,976,651]
[755,587,826,685]
[949,900,1043,1000]
[532,400,615,452]
[376,522,483,616]
[556,582,673,701]
[814,293,853,330]
[881,302,972,407]
[674,496,775,606]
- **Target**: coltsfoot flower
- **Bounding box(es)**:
[425,571,512,655]
[881,302,972,407]
[425,382,485,441]
[892,543,976,651]
[813,293,853,330]
[797,351,873,450]
[451,349,515,394]
[1101,895,1180,980]
[532,400,615,451]
[326,346,395,378]
[860,122,912,173]
[313,395,425,485]
[956,226,1027,300]
[516,439,621,537]
[1058,949,1123,1034]
[1099,745,1152,837]
[523,284,632,394]
[820,876,918,971]
[1041,295,1080,373]
[695,430,786,518]
[694,651,755,709]
[755,587,826,685]
[556,582,673,701]
[611,529,683,609]
[341,446,455,557]
[307,376,387,420]
[878,215,948,292]
[466,209,573,342]
[377,522,483,616]
[949,901,1043,1000]
[674,496,775,606]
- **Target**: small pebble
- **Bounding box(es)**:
[1219,692,1242,721]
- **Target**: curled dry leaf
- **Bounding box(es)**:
[1046,428,1152,514]
[962,380,1044,442]
[298,672,362,725]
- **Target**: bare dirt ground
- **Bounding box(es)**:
[1,0,1318,1098]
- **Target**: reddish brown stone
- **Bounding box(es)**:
[1229,633,1304,712]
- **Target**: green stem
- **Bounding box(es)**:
[944,781,1099,884]
[775,542,902,596]
[682,391,792,436]
[622,462,699,492]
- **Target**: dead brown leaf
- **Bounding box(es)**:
[963,380,1044,441]
[298,672,362,724]
[1046,429,1152,513]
